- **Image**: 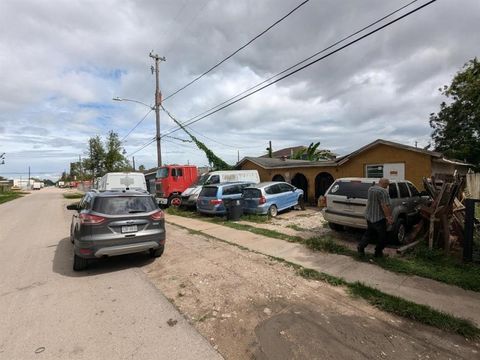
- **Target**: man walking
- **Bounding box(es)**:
[358,178,393,257]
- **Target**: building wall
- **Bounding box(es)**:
[240,144,436,203]
[335,144,432,189]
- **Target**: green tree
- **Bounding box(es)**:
[104,131,131,172]
[292,142,335,161]
[83,135,106,179]
[430,58,480,167]
[138,164,146,171]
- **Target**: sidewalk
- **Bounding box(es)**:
[167,214,480,327]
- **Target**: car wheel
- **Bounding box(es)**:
[297,196,306,210]
[268,205,278,217]
[168,195,182,208]
[328,222,344,231]
[150,246,164,258]
[391,218,406,244]
[73,254,88,271]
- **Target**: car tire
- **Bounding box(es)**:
[168,195,182,208]
[268,205,278,217]
[328,222,345,231]
[297,196,306,210]
[150,246,164,258]
[73,254,88,271]
[390,218,406,244]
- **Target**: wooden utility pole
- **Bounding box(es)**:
[149,51,166,168]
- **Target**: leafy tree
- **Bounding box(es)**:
[293,142,335,161]
[83,135,106,179]
[138,164,146,171]
[430,58,480,167]
[82,132,131,179]
[104,131,131,172]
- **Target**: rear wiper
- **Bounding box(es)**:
[128,210,145,213]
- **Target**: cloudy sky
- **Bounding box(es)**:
[0,0,478,180]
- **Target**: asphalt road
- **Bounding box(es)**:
[0,188,222,360]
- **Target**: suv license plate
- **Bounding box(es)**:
[122,225,138,233]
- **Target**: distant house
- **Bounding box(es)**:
[260,146,306,159]
[236,139,470,204]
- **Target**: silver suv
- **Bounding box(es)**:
[322,178,427,243]
[67,190,166,271]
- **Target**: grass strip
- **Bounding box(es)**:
[169,220,480,339]
[166,207,480,292]
[63,192,84,199]
[348,282,480,339]
[0,192,24,204]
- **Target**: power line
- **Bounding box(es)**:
[166,0,418,133]
[120,108,153,143]
[126,137,156,157]
[163,0,311,102]
[161,0,420,136]
[161,0,434,137]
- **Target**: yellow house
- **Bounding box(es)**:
[236,139,470,204]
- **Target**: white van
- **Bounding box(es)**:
[181,170,260,207]
[98,172,147,191]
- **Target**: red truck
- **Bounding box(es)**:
[144,165,198,207]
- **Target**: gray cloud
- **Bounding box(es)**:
[0,0,478,177]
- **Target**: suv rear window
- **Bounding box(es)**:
[328,181,374,199]
[199,186,218,197]
[93,196,157,215]
[243,188,262,198]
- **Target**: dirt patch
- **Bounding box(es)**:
[144,224,478,359]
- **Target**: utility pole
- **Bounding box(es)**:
[28,166,31,188]
[149,51,166,168]
[266,141,273,158]
[132,156,136,171]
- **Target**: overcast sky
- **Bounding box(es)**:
[0,0,478,180]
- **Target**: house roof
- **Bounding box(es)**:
[336,139,443,166]
[238,139,470,170]
[260,146,305,158]
[236,156,336,169]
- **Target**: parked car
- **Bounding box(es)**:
[182,170,260,207]
[196,182,255,215]
[321,177,428,243]
[242,182,305,217]
[66,189,166,271]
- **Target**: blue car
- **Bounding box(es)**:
[196,182,255,215]
[242,182,305,217]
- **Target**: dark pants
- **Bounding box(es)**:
[359,218,387,254]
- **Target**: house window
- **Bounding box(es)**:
[366,164,384,178]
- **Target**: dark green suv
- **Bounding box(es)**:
[67,190,166,271]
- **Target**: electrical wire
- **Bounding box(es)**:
[120,108,153,143]
[162,0,311,102]
[161,0,434,138]
[126,137,156,157]
[161,0,419,135]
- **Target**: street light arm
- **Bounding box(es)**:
[112,97,154,110]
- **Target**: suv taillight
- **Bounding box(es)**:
[210,199,223,205]
[259,196,266,205]
[79,213,106,225]
[150,210,165,220]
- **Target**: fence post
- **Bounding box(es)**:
[463,199,475,262]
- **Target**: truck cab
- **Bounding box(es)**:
[146,165,198,207]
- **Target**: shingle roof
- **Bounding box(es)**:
[236,156,336,169]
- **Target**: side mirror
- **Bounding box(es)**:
[66,203,79,211]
